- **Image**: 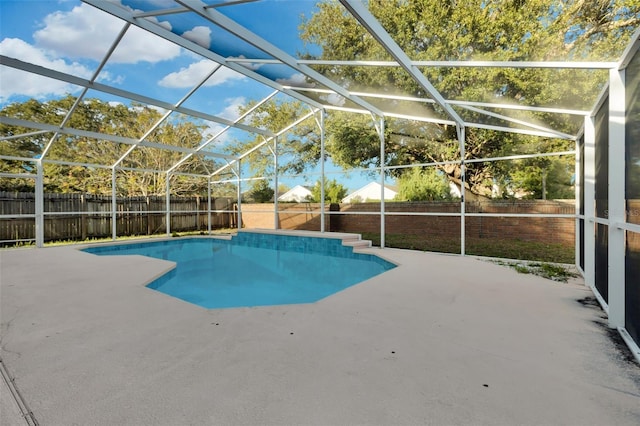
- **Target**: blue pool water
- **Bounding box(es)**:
[83,233,396,309]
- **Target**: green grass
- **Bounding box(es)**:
[361,232,574,264]
[491,260,579,282]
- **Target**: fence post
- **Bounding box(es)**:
[166,174,171,236]
[196,195,200,231]
[35,163,44,247]
[111,168,117,241]
[81,194,88,240]
[207,180,212,234]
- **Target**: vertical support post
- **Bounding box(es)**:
[237,160,242,229]
[207,178,212,235]
[165,173,171,236]
[458,125,466,256]
[582,117,596,289]
[583,115,596,290]
[35,161,44,248]
[111,167,117,241]
[608,68,626,329]
[273,137,279,230]
[320,111,326,233]
[574,138,581,269]
[377,116,385,249]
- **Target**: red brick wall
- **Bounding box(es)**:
[240,203,330,231]
[332,200,575,246]
[240,200,577,246]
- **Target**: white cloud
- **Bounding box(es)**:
[99,71,125,85]
[202,122,228,141]
[200,98,248,143]
[276,73,314,87]
[158,60,246,88]
[32,3,181,64]
[0,38,92,101]
[219,97,246,120]
[182,26,211,49]
[230,56,263,71]
[324,93,346,107]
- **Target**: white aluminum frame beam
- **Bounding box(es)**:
[227,58,619,69]
[82,0,325,111]
[113,62,225,168]
[288,85,591,116]
[607,68,626,329]
[0,130,50,142]
[209,109,319,178]
[0,56,271,138]
[0,117,235,161]
[132,0,260,18]
[457,104,576,140]
[167,90,279,175]
[320,102,571,139]
[41,22,131,161]
[173,0,384,117]
[339,0,465,128]
[618,26,640,70]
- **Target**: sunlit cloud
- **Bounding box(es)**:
[219,97,246,120]
[229,56,263,72]
[182,26,211,49]
[0,38,91,101]
[276,73,314,87]
[202,122,235,147]
[158,60,246,88]
[32,3,181,63]
[324,93,346,107]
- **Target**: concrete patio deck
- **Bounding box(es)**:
[1,237,639,425]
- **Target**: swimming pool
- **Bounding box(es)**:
[83,232,396,309]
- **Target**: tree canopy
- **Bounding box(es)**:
[395,167,454,201]
[292,0,640,198]
[0,96,218,195]
[2,1,638,202]
[310,177,348,203]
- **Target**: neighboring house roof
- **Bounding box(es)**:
[277,185,312,202]
[342,182,397,203]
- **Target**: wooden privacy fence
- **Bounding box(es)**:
[0,192,236,244]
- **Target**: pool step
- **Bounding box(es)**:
[341,238,372,250]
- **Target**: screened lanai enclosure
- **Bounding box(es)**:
[1,0,639,359]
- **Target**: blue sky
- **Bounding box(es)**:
[0,0,314,107]
[0,0,382,192]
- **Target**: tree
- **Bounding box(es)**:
[223,100,321,178]
[395,167,454,201]
[277,183,291,198]
[0,96,219,195]
[296,0,639,198]
[507,156,575,199]
[310,178,348,203]
[248,179,274,203]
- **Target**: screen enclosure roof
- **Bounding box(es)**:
[1,0,638,177]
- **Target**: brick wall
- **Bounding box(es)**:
[240,203,330,231]
[240,200,577,246]
[220,199,640,251]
